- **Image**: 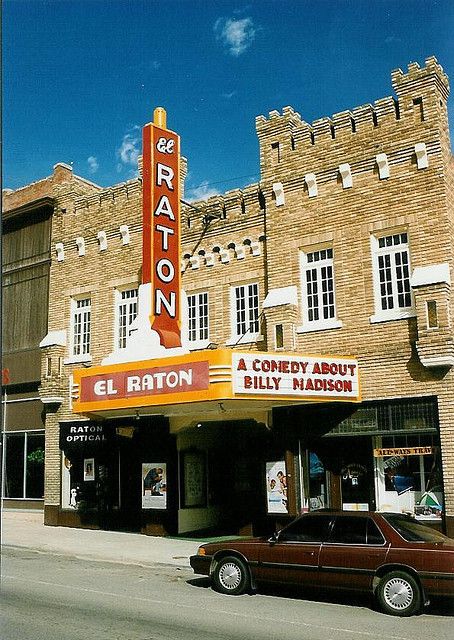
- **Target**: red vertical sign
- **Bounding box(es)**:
[142,114,181,348]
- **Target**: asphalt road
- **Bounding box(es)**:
[2,547,453,640]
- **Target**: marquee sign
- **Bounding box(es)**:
[142,108,181,348]
[72,350,360,415]
[232,353,359,400]
[79,360,210,403]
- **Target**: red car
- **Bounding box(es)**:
[190,511,454,616]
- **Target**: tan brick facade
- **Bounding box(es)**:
[5,57,453,535]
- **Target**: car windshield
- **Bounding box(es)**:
[383,513,451,543]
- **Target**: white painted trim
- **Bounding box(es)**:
[411,263,451,287]
[188,339,211,351]
[272,182,285,206]
[296,320,343,334]
[415,142,428,169]
[370,232,415,319]
[305,173,318,197]
[369,310,416,324]
[228,282,261,345]
[40,330,67,348]
[225,333,263,346]
[263,286,298,309]
[339,163,352,188]
[376,153,390,179]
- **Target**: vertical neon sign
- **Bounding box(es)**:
[142,108,182,348]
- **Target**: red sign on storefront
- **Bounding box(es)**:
[79,361,210,403]
[142,109,181,348]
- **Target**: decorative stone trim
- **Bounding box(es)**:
[75,237,85,256]
[415,142,428,169]
[97,230,107,251]
[55,243,65,262]
[305,173,318,197]
[272,182,285,206]
[376,153,390,179]
[339,163,353,188]
[119,225,130,245]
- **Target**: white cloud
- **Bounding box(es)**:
[214,17,256,56]
[116,127,140,171]
[187,181,220,202]
[87,156,99,174]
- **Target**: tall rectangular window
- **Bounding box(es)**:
[2,431,45,499]
[233,283,259,339]
[300,248,338,328]
[117,288,138,349]
[187,292,209,343]
[71,297,91,358]
[372,232,413,320]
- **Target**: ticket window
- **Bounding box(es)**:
[374,435,443,521]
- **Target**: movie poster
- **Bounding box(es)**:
[142,463,167,509]
[266,461,288,514]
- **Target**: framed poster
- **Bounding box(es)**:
[182,450,206,508]
[83,458,95,482]
[142,463,167,509]
[266,461,288,514]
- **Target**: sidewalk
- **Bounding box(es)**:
[1,509,203,568]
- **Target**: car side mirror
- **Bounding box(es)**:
[268,532,278,545]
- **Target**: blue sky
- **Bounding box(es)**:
[3,0,454,199]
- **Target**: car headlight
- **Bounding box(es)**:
[198,547,206,556]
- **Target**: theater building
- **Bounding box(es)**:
[6,56,453,536]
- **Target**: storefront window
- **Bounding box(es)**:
[299,450,328,512]
[374,434,442,521]
[309,452,327,510]
[2,431,44,499]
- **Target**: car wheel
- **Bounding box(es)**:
[213,556,250,595]
[376,571,422,617]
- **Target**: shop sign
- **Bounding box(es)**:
[374,447,433,457]
[79,361,210,403]
[59,423,110,449]
[233,354,359,400]
[142,111,181,348]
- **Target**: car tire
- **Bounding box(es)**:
[213,555,250,595]
[376,570,422,617]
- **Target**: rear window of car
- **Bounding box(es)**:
[328,516,385,545]
[383,514,451,543]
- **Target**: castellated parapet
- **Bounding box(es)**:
[256,56,450,184]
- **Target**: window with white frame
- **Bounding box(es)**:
[230,283,260,342]
[187,292,209,344]
[71,297,91,359]
[116,288,138,349]
[299,248,341,331]
[371,232,413,321]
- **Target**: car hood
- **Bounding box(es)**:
[200,536,267,554]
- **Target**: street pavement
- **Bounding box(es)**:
[1,508,202,568]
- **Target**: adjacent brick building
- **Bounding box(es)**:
[1,164,101,509]
[3,56,453,536]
